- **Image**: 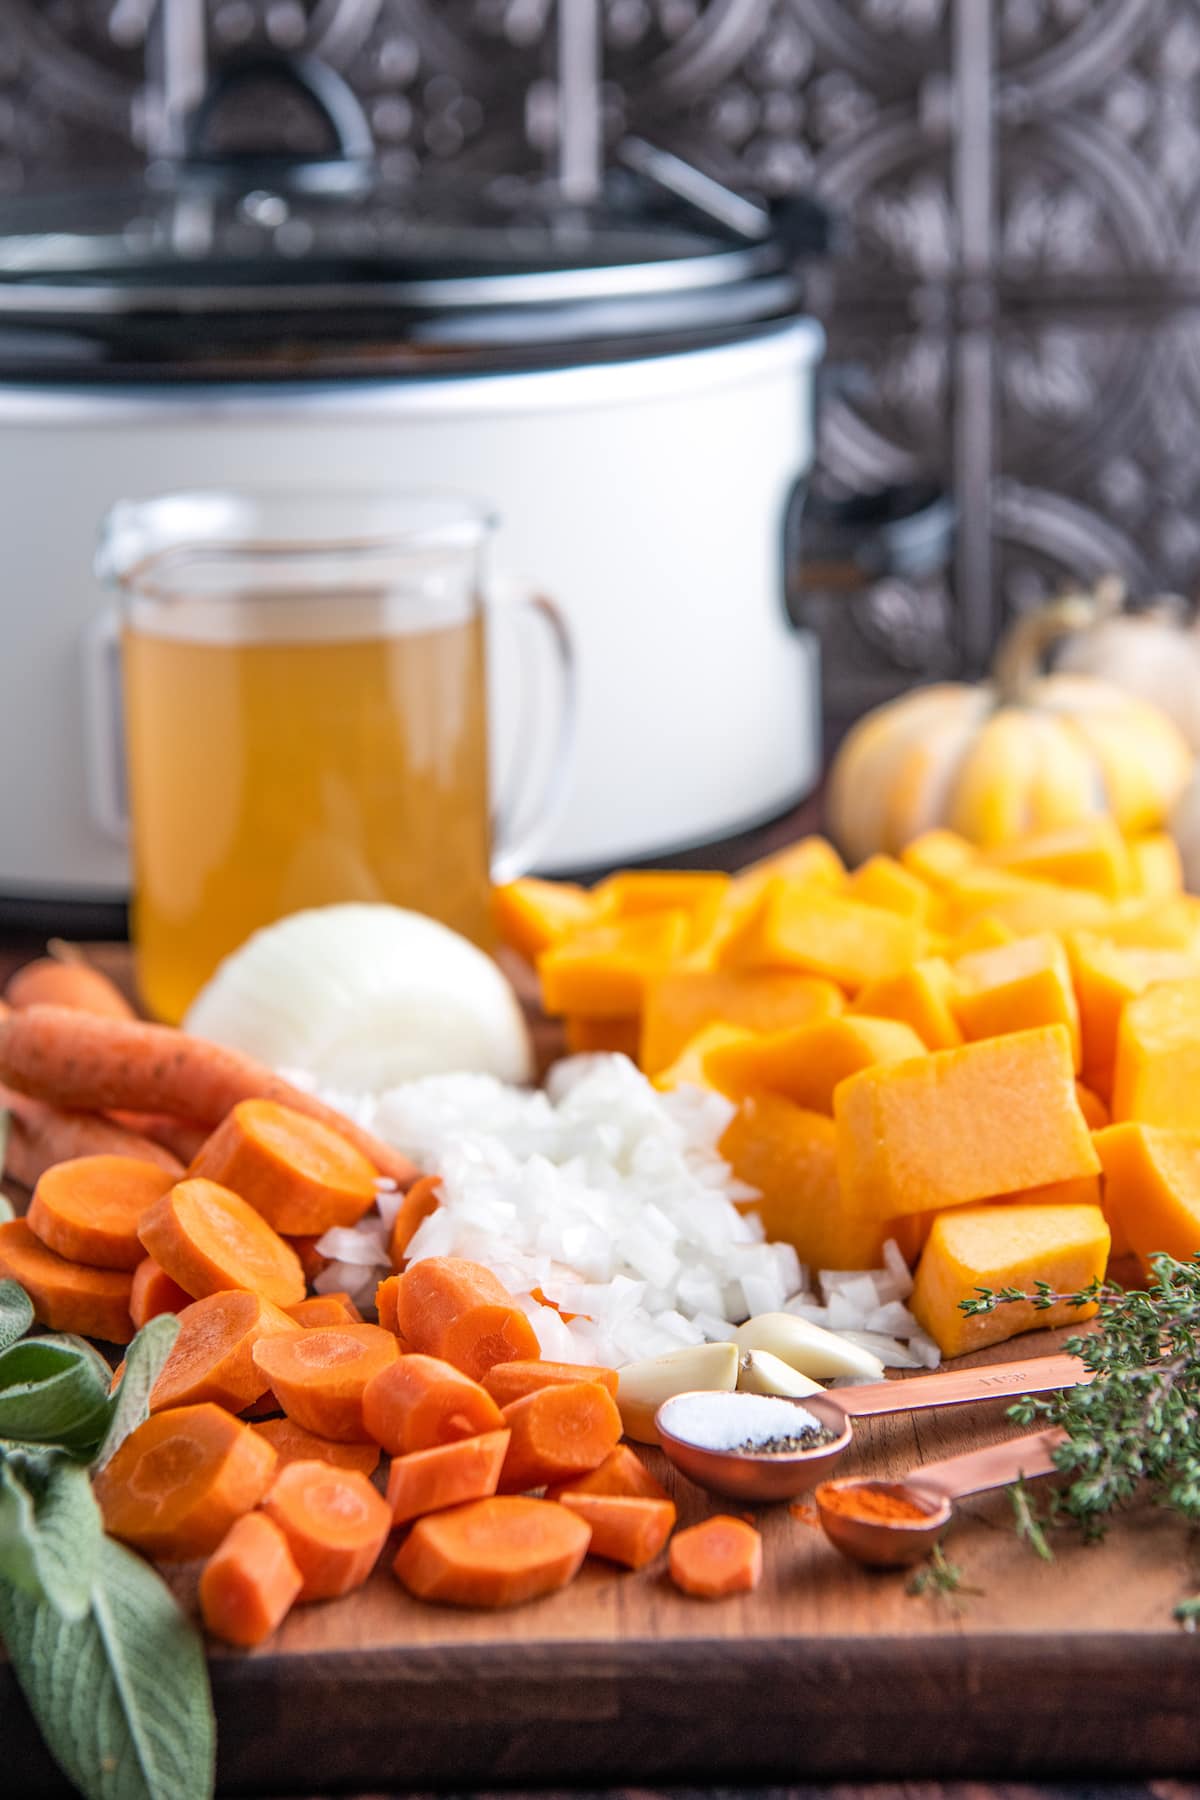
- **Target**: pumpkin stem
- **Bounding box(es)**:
[991,576,1126,705]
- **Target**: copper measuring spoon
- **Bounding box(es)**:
[815,1426,1066,1568]
[653,1351,1083,1503]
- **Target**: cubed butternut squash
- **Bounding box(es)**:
[720,1093,895,1274]
[943,915,1019,960]
[1066,934,1200,1100]
[718,880,921,993]
[639,969,844,1076]
[492,879,597,963]
[1113,978,1200,1128]
[1102,897,1200,951]
[952,933,1082,1070]
[728,836,846,909]
[704,1014,926,1114]
[1126,834,1183,901]
[910,1203,1109,1358]
[982,818,1133,900]
[846,855,934,922]
[1093,1121,1200,1273]
[652,1023,755,1094]
[1075,1083,1109,1130]
[538,911,691,1017]
[900,829,977,889]
[835,1024,1099,1220]
[944,869,1112,936]
[849,958,962,1051]
[592,871,730,920]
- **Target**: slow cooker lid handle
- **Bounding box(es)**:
[175,48,376,197]
[616,135,836,258]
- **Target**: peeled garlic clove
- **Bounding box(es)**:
[616,1341,739,1444]
[737,1348,824,1399]
[734,1311,885,1383]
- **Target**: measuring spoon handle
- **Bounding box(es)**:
[835,1352,1086,1419]
[908,1427,1067,1503]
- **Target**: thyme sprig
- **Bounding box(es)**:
[962,1251,1200,1536]
[906,1542,979,1600]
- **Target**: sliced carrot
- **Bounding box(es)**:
[94,1402,278,1560]
[545,1443,670,1504]
[149,1290,299,1413]
[138,1177,305,1308]
[130,1256,191,1328]
[27,1154,177,1270]
[393,1495,591,1608]
[288,1235,330,1284]
[388,1174,441,1266]
[558,1492,676,1569]
[262,1458,391,1601]
[386,1430,510,1525]
[393,1257,541,1380]
[499,1382,622,1493]
[375,1274,402,1336]
[6,957,134,1019]
[111,1111,210,1165]
[668,1514,763,1598]
[188,1098,379,1235]
[0,1005,415,1185]
[0,1218,133,1342]
[250,1416,380,1478]
[200,1510,303,1648]
[1,1081,183,1189]
[482,1359,618,1407]
[361,1354,505,1455]
[286,1293,363,1328]
[251,1324,400,1442]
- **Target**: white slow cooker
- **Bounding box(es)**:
[0,91,827,921]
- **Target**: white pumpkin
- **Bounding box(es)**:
[1056,587,1200,752]
[828,592,1195,862]
[1171,768,1200,894]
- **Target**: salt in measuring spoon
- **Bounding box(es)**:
[654,1351,1084,1503]
[815,1426,1066,1568]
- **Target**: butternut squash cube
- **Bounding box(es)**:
[563,1016,642,1059]
[847,855,934,922]
[729,836,845,909]
[492,878,597,964]
[1113,978,1200,1128]
[704,1014,926,1114]
[835,1024,1099,1220]
[639,969,844,1076]
[1093,1122,1200,1272]
[983,818,1133,900]
[652,1023,755,1095]
[718,880,921,993]
[1065,934,1200,1100]
[1075,1083,1109,1130]
[952,933,1082,1070]
[592,870,730,919]
[910,1203,1108,1358]
[900,829,977,889]
[538,911,690,1017]
[1103,897,1200,951]
[849,958,963,1051]
[720,1093,894,1273]
[945,869,1112,936]
[943,916,1018,960]
[1127,834,1183,902]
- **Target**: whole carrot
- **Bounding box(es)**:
[0,1081,183,1187]
[0,1006,415,1186]
[5,956,135,1019]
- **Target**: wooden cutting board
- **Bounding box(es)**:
[5,944,1200,1793]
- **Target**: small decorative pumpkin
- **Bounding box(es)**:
[1170,768,1200,895]
[1055,581,1200,752]
[828,589,1194,862]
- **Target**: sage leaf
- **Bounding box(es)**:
[0,1453,99,1619]
[0,1339,113,1452]
[93,1314,180,1472]
[0,1533,216,1800]
[0,1278,33,1351]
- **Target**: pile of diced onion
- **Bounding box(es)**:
[300,1054,940,1371]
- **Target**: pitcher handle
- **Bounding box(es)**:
[488,581,576,886]
[80,607,130,844]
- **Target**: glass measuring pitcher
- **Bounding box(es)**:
[96,490,574,1023]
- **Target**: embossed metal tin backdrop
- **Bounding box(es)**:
[2,0,1195,713]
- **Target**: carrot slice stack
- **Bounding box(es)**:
[393,1495,591,1608]
[200,1512,303,1647]
[94,1403,278,1560]
[188,1098,378,1234]
[0,1218,134,1343]
[252,1324,399,1442]
[392,1256,541,1379]
[262,1459,391,1600]
[27,1154,177,1270]
[138,1177,305,1308]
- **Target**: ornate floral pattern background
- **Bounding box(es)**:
[1,0,1193,717]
